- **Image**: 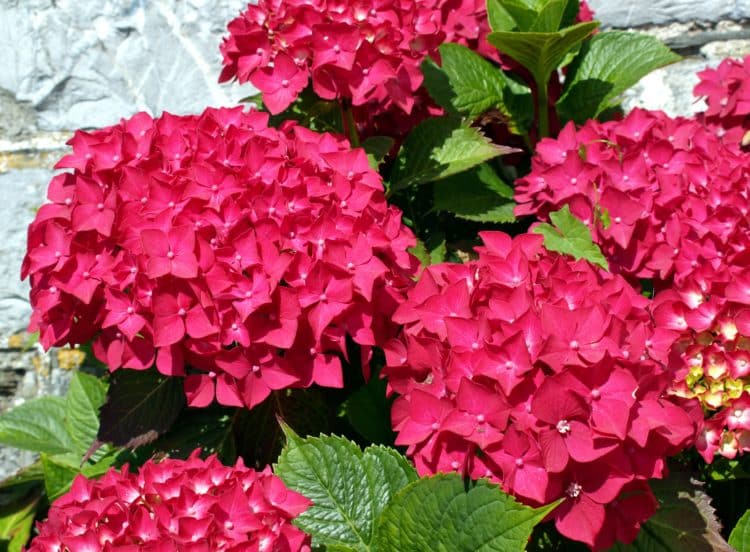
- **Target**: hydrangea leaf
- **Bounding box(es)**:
[342,375,395,446]
[41,451,120,502]
[610,473,733,552]
[486,0,518,31]
[0,489,40,552]
[144,407,237,464]
[422,43,533,126]
[488,22,599,88]
[97,368,185,449]
[434,163,517,224]
[391,116,513,191]
[0,397,75,455]
[729,509,750,552]
[65,371,108,455]
[533,205,608,269]
[40,454,79,501]
[362,136,394,170]
[274,429,418,550]
[558,31,681,124]
[371,474,560,551]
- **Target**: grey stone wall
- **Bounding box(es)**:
[0,1,748,477]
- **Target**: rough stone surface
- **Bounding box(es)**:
[0,169,54,338]
[623,40,750,116]
[0,0,248,133]
[589,0,750,27]
[0,340,73,480]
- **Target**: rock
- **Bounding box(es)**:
[0,0,249,134]
[0,169,53,337]
[588,0,750,28]
[0,339,73,481]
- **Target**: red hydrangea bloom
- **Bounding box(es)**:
[22,106,418,409]
[651,263,750,463]
[218,0,594,143]
[383,232,701,550]
[218,0,491,116]
[515,108,750,284]
[26,452,312,551]
[694,55,750,146]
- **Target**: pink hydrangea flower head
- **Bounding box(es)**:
[383,231,701,549]
[219,0,456,115]
[218,0,593,141]
[652,262,750,463]
[22,106,418,409]
[26,452,312,551]
[515,108,750,285]
[694,55,750,146]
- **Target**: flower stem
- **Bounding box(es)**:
[341,100,360,148]
[536,78,550,140]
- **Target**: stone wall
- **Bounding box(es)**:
[0,0,747,475]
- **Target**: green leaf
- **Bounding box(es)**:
[533,205,608,269]
[0,397,75,455]
[40,454,79,501]
[342,376,395,446]
[409,241,431,268]
[97,369,185,449]
[275,430,418,550]
[362,136,394,170]
[391,117,511,191]
[65,371,108,454]
[530,0,567,32]
[493,0,539,31]
[426,234,448,264]
[488,21,599,87]
[234,388,332,470]
[372,474,560,551]
[558,31,681,124]
[0,463,44,499]
[486,0,518,31]
[146,407,237,464]
[0,490,39,552]
[609,473,733,552]
[421,44,534,134]
[434,163,517,223]
[730,509,750,551]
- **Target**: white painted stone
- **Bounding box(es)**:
[589,0,750,27]
[0,169,53,337]
[0,0,249,132]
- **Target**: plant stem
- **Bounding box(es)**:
[536,78,550,140]
[340,100,360,148]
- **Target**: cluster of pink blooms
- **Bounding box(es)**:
[22,106,418,409]
[219,0,495,115]
[26,452,311,551]
[515,75,750,466]
[514,107,750,285]
[382,231,701,549]
[694,54,750,145]
[652,264,750,463]
[218,0,592,139]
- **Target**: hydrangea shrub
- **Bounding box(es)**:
[4,1,750,551]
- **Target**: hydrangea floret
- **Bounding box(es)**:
[383,231,701,549]
[514,108,750,284]
[22,106,418,409]
[651,245,750,462]
[694,54,750,146]
[26,452,311,551]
